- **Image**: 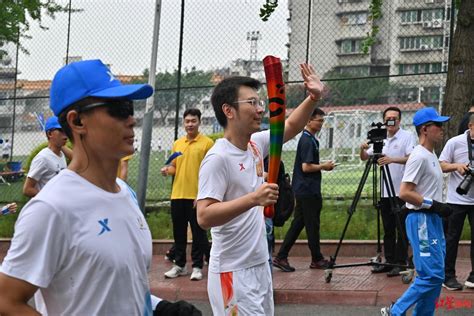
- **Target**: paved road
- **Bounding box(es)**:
[191,301,473,315]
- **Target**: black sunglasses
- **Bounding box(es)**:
[78,100,134,119]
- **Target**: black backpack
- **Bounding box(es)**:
[264,158,295,227]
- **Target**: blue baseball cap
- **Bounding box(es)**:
[44,116,62,132]
[50,59,153,116]
[413,107,450,127]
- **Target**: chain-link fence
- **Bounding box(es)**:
[0,0,455,206]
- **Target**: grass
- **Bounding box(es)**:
[0,150,471,241]
[1,198,471,240]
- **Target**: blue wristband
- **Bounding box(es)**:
[421,198,433,209]
[1,206,9,215]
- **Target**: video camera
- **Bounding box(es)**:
[367,120,395,155]
[456,167,474,195]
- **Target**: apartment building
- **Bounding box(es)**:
[287,0,452,107]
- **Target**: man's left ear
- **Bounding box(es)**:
[222,103,234,119]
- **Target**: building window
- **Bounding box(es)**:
[0,92,7,106]
[399,36,443,51]
[401,8,445,24]
[421,86,441,104]
[398,63,442,75]
[337,0,363,3]
[401,10,421,24]
[342,12,368,25]
[337,66,370,76]
[340,39,363,54]
[422,9,444,22]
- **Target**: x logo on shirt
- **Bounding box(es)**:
[98,218,111,235]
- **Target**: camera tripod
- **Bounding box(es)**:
[324,152,414,284]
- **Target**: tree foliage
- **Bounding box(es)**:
[133,68,214,124]
[259,0,279,22]
[0,1,69,58]
[361,0,383,54]
[319,71,393,106]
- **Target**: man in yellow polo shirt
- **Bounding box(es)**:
[161,108,214,281]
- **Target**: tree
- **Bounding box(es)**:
[442,0,474,140]
[0,1,69,58]
[133,68,214,125]
[318,70,394,106]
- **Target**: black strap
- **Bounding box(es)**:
[467,132,474,167]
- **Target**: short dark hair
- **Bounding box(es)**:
[311,108,325,118]
[183,108,201,121]
[211,76,261,128]
[58,105,75,141]
[383,107,401,120]
[415,124,423,136]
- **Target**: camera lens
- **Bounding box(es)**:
[456,173,473,195]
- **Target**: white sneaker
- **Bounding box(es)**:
[190,267,203,281]
[465,277,474,289]
[164,265,187,278]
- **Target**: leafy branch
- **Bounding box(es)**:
[259,0,279,22]
[361,0,383,54]
[0,1,74,58]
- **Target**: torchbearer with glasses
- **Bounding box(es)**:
[0,59,201,315]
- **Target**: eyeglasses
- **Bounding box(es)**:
[311,118,325,122]
[78,100,134,120]
[233,99,266,110]
[424,122,443,128]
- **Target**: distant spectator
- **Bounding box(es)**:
[273,108,335,273]
[23,116,69,198]
[118,154,133,181]
[161,108,214,281]
[2,139,11,160]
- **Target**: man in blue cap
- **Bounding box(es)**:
[23,116,70,198]
[0,59,200,315]
[382,107,452,316]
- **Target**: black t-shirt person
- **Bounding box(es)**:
[292,129,322,198]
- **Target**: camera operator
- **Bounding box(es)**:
[438,112,474,291]
[359,107,416,277]
[457,104,474,135]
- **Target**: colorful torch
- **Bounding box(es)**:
[263,55,286,219]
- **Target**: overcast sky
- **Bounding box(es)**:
[11,0,289,80]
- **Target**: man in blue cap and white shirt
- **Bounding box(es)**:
[382,107,452,316]
[23,116,69,198]
[0,59,200,315]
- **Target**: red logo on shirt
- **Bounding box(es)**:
[239,163,245,171]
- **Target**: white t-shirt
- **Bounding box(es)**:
[1,169,153,315]
[198,130,270,273]
[27,147,67,190]
[367,128,416,197]
[439,131,474,204]
[2,142,11,156]
[402,145,444,209]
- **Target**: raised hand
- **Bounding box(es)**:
[300,63,325,101]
